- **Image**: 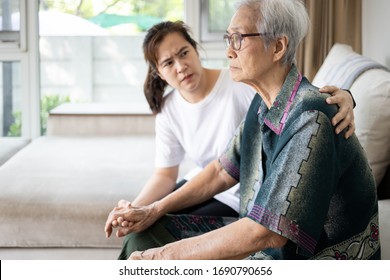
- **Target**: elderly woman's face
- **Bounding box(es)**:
[226,6,275,87]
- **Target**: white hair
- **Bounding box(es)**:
[235,0,310,65]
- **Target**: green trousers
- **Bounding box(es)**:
[118,214,237,259]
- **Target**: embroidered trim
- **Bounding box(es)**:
[279,215,317,254]
[219,154,240,181]
[248,204,280,230]
[312,214,380,260]
[264,73,302,135]
[248,204,316,254]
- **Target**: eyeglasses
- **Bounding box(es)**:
[223,32,267,51]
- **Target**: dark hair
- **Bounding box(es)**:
[143,21,198,114]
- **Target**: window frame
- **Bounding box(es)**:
[0,0,40,139]
[198,0,235,43]
[0,0,27,51]
[185,0,231,60]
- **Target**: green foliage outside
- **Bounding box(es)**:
[7,95,70,137]
[7,111,21,137]
[40,95,71,135]
[208,0,236,33]
[40,0,183,32]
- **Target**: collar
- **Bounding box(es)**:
[261,64,302,135]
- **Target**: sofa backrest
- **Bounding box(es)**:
[312,43,390,194]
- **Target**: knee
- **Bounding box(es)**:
[117,216,177,260]
[118,231,154,259]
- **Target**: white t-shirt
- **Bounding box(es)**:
[155,68,255,212]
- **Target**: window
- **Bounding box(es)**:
[0,60,21,136]
[0,0,26,51]
[200,0,235,42]
[0,0,36,138]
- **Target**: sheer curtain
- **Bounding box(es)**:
[296,0,362,81]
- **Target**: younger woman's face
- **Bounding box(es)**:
[156,32,203,94]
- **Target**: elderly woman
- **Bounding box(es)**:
[105,0,380,260]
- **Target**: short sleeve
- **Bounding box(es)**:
[247,111,339,255]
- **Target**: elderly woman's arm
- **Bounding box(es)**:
[155,159,238,213]
[129,217,287,260]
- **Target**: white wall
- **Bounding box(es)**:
[362,0,390,68]
[39,36,227,105]
[40,36,147,104]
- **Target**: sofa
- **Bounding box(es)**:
[0,138,30,166]
[312,43,390,259]
[0,43,389,260]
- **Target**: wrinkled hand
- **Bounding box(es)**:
[129,247,168,260]
[320,86,355,139]
[104,200,131,238]
[104,200,161,238]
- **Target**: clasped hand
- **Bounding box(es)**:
[104,199,160,238]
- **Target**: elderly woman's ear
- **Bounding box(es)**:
[273,36,289,63]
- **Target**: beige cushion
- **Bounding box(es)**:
[312,43,390,186]
[0,136,194,249]
[379,200,390,259]
[0,138,30,166]
[0,136,155,248]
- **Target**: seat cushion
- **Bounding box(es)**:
[378,199,390,259]
[312,43,390,187]
[0,136,155,248]
[0,138,30,166]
